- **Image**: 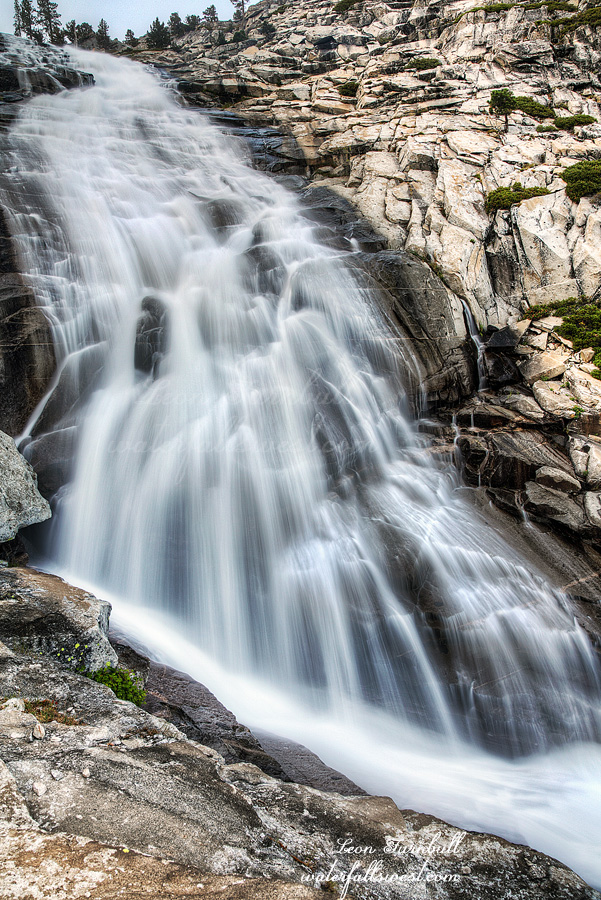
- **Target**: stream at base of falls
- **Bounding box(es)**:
[1,42,600,888]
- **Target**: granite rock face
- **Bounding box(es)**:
[130,0,601,333]
[0,431,50,542]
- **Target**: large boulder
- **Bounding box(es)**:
[0,430,50,542]
[0,567,117,672]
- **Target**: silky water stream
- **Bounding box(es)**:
[1,44,601,886]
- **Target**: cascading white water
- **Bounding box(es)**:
[2,43,601,886]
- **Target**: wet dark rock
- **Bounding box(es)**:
[0,207,55,436]
[485,325,522,351]
[23,425,77,499]
[459,430,573,490]
[455,401,521,429]
[134,297,168,375]
[0,534,28,567]
[142,660,289,780]
[523,481,587,533]
[355,250,475,406]
[482,350,520,388]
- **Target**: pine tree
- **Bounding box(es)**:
[97,18,110,49]
[124,29,138,46]
[19,0,36,39]
[230,0,245,23]
[76,22,94,43]
[184,14,201,30]
[168,12,185,36]
[489,89,516,133]
[64,19,76,43]
[14,0,22,36]
[146,18,171,50]
[36,0,62,44]
[202,5,218,31]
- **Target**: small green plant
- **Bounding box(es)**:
[553,114,596,131]
[573,405,584,418]
[560,159,601,202]
[24,699,82,725]
[232,30,247,41]
[86,665,146,706]
[333,0,361,11]
[405,57,441,70]
[485,182,550,212]
[338,80,359,97]
[537,124,559,132]
[216,31,226,44]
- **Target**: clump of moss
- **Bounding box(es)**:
[553,114,597,130]
[86,665,146,706]
[333,0,361,12]
[560,159,601,202]
[523,296,601,376]
[338,80,359,97]
[23,698,82,725]
[405,57,441,70]
[485,182,550,212]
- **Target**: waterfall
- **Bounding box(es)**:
[2,45,601,886]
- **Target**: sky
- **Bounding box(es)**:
[1,0,249,41]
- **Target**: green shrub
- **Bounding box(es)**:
[333,0,360,11]
[338,80,359,97]
[216,31,226,44]
[86,665,146,706]
[513,95,555,117]
[405,57,441,70]
[537,124,559,132]
[485,182,550,212]
[523,296,601,371]
[560,4,601,33]
[560,159,601,202]
[553,114,596,131]
[232,30,247,41]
